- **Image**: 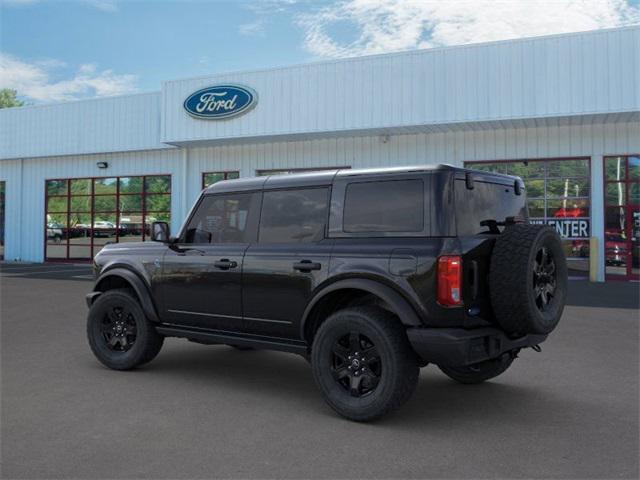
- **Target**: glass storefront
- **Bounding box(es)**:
[604,155,639,279]
[202,171,239,188]
[45,175,171,261]
[466,158,591,277]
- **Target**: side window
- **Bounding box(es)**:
[343,179,424,233]
[259,188,329,243]
[184,193,259,244]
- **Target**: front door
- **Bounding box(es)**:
[160,192,261,330]
[242,187,332,339]
[604,155,639,280]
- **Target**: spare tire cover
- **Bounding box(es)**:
[489,224,567,336]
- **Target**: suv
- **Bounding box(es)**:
[86,165,567,421]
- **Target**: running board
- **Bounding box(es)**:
[156,324,308,355]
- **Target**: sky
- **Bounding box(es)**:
[1,0,639,104]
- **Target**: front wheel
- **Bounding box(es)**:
[438,354,515,384]
[87,289,164,370]
[311,307,419,422]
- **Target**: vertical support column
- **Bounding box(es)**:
[590,155,605,282]
[178,148,188,234]
[18,158,25,262]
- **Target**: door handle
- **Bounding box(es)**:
[213,259,238,270]
[293,260,322,272]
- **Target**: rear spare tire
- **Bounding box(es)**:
[489,224,567,336]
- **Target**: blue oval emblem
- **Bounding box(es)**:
[183,84,257,120]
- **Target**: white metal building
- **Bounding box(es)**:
[0,26,638,281]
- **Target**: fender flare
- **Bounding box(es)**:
[92,267,160,322]
[300,278,423,339]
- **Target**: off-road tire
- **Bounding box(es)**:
[311,306,419,422]
[438,354,515,384]
[87,289,164,370]
[490,224,567,336]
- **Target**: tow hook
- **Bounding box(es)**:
[531,344,542,353]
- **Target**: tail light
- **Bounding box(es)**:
[437,256,462,306]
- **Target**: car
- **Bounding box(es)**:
[86,165,567,421]
[46,222,64,243]
[92,220,117,238]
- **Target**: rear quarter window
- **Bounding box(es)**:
[343,179,424,233]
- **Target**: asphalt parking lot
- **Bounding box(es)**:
[1,262,638,479]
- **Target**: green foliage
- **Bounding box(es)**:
[0,89,24,109]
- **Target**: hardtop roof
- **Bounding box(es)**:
[204,164,520,194]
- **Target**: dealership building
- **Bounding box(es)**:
[0,26,638,281]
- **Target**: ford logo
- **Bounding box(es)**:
[183,84,257,120]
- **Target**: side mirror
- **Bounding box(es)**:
[151,221,170,243]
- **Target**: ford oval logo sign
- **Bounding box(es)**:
[183,84,257,120]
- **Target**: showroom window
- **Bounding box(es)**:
[603,155,639,280]
[256,167,349,176]
[202,171,239,188]
[45,175,171,261]
[466,158,591,277]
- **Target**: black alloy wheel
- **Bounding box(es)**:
[87,289,164,370]
[311,306,419,422]
[101,305,137,352]
[331,332,382,397]
[532,246,557,312]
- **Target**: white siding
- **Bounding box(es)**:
[162,27,640,145]
[0,92,168,160]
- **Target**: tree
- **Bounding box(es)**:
[0,89,25,109]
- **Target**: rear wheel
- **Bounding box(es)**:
[87,289,164,370]
[311,307,419,422]
[438,354,515,384]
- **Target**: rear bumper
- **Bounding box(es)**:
[406,326,547,367]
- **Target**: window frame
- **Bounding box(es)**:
[257,186,331,244]
[328,174,431,238]
[44,174,172,262]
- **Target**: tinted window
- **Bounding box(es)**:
[343,180,424,233]
[454,180,527,236]
[259,188,329,243]
[184,193,259,244]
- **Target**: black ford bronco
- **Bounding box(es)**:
[86,165,567,421]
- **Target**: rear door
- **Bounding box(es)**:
[241,187,333,339]
[159,192,261,330]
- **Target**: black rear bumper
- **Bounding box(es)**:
[406,326,547,367]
